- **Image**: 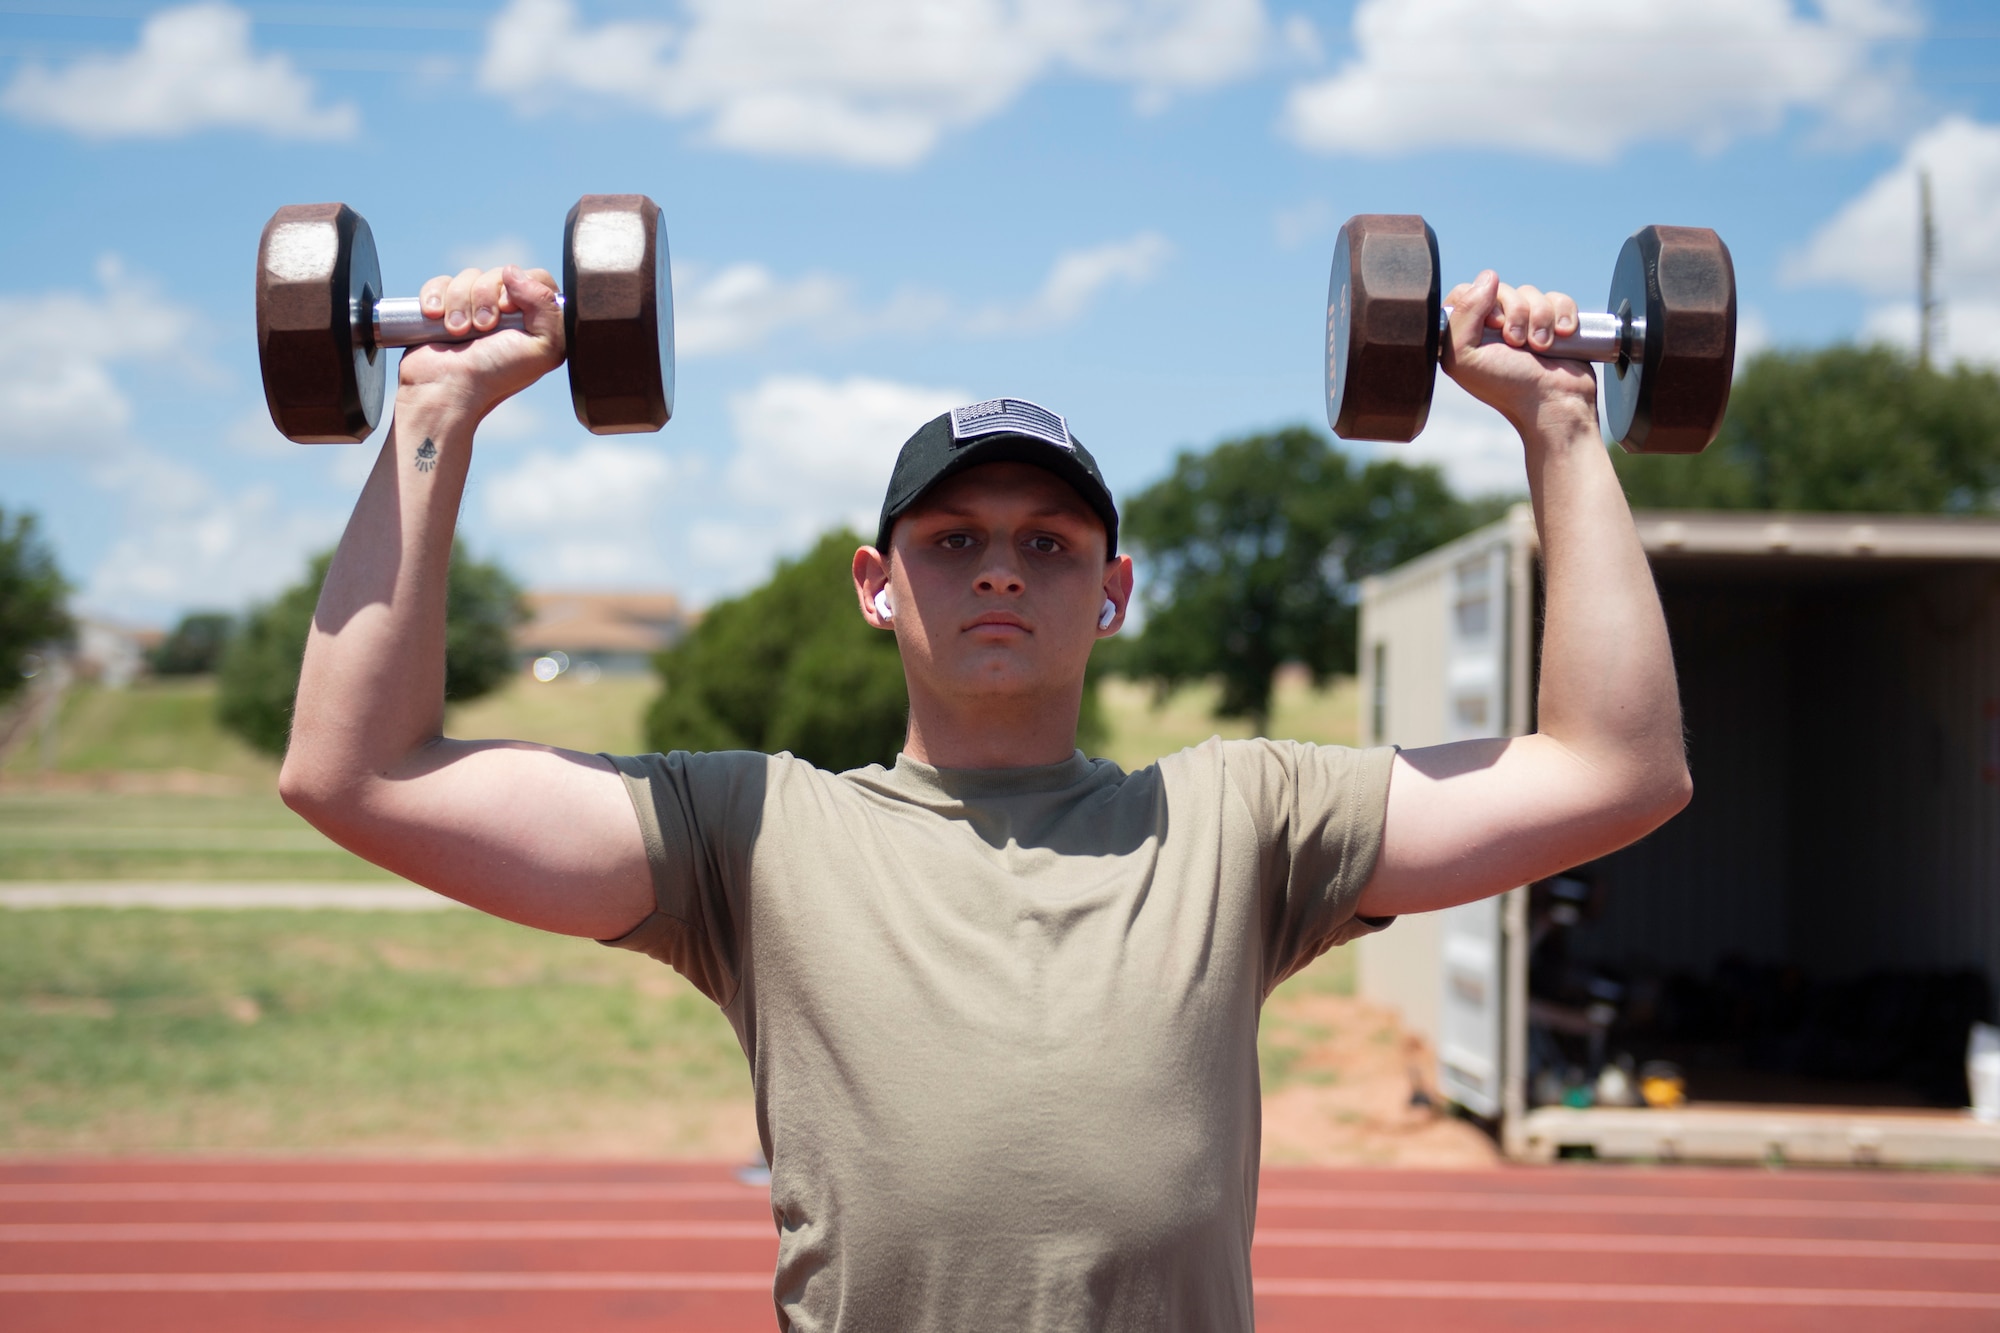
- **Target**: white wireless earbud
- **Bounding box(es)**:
[873,588,894,621]
[1098,598,1117,630]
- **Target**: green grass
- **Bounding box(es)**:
[0,909,750,1156]
[1,671,1358,881]
[0,907,1356,1156]
[0,675,655,882]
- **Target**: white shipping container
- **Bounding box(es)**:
[1355,508,2000,1167]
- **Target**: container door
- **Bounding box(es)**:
[1436,545,1509,1117]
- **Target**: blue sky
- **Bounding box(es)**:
[3,0,1998,626]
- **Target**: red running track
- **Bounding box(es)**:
[4,1158,1999,1331]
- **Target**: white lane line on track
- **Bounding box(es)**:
[0,883,460,911]
[0,1183,765,1204]
[0,1272,772,1293]
[1257,1189,2000,1224]
[0,1221,775,1242]
[1254,1229,2000,1261]
[3,1223,1995,1263]
[1254,1278,2000,1309]
[1,1273,1996,1307]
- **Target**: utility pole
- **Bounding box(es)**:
[1918,168,1941,369]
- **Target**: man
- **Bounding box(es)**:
[282,259,1689,1330]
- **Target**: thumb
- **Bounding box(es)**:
[1442,270,1499,368]
[501,265,565,345]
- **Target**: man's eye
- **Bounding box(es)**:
[1029,536,1061,553]
[941,534,973,549]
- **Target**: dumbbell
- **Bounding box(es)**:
[256,195,674,444]
[1324,215,1736,454]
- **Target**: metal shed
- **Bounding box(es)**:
[1354,507,2000,1166]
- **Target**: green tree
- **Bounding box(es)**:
[1123,426,1502,732]
[0,508,71,707]
[150,612,236,676]
[646,530,908,772]
[217,543,525,757]
[1615,345,2000,513]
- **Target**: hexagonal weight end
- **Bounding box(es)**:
[1326,214,1441,443]
[256,203,384,444]
[563,195,675,435]
[1607,225,1736,455]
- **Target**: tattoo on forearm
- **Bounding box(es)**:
[414,438,438,473]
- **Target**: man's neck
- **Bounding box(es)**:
[900,688,1083,770]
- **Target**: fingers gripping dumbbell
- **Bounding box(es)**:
[1323,215,1736,454]
[256,196,675,444]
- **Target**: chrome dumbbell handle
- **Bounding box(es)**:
[363,294,569,350]
[1440,306,1644,364]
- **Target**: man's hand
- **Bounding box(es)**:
[1440,271,1595,438]
[400,265,564,419]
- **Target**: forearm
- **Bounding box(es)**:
[281,386,479,807]
[1522,400,1688,809]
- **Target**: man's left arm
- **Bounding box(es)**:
[1354,271,1692,919]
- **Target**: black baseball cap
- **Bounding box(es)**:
[875,398,1119,556]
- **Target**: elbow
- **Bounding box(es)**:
[278,738,361,836]
[1629,758,1692,839]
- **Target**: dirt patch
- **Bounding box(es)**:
[1260,993,1500,1169]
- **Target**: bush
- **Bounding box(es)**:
[217,543,525,757]
[0,507,71,706]
[645,530,908,772]
[151,612,236,676]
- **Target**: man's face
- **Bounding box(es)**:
[859,462,1131,709]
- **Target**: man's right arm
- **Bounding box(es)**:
[279,264,654,941]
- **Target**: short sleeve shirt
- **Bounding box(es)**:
[603,738,1395,1333]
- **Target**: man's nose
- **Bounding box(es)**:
[975,545,1026,595]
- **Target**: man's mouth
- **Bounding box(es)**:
[964,612,1031,633]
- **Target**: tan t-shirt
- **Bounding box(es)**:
[602,737,1395,1333]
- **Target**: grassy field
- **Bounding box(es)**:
[0,904,1353,1156]
[0,670,1357,883]
[1,667,1365,1156]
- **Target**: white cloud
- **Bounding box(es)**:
[669,231,1168,356]
[676,375,962,584]
[1283,0,1916,161]
[1784,116,2000,365]
[80,448,344,621]
[486,441,682,531]
[0,257,203,454]
[482,440,687,583]
[2,2,357,141]
[675,262,855,356]
[479,0,1269,168]
[969,231,1173,333]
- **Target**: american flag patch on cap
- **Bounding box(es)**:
[949,398,1073,451]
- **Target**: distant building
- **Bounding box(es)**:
[513,591,689,677]
[74,617,164,689]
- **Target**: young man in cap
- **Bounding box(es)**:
[283,262,1689,1331]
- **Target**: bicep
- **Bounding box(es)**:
[1359,734,1650,918]
[322,739,655,940]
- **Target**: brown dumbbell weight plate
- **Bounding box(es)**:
[256,203,385,444]
[1325,214,1442,443]
[1603,225,1735,455]
[563,195,674,434]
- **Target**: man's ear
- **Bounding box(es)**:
[1097,553,1136,637]
[853,545,895,631]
